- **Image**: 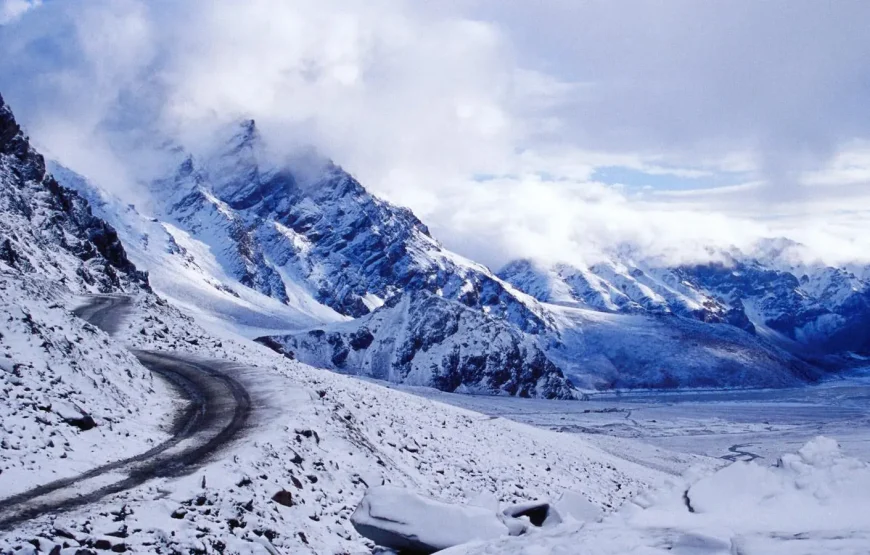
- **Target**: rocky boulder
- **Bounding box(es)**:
[351,486,509,554]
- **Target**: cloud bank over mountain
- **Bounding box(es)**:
[3,0,870,268]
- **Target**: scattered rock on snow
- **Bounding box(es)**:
[53,400,97,431]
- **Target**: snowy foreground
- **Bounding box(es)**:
[2,287,869,553]
[3,289,870,553]
[443,437,870,555]
[1,293,658,554]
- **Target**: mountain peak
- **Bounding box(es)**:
[226,118,260,151]
[0,94,26,156]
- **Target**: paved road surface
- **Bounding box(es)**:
[0,296,251,531]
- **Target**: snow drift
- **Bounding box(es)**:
[443,436,870,555]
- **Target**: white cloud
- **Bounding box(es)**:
[0,0,40,25]
[3,1,870,269]
[801,142,870,187]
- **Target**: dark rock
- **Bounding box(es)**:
[348,328,374,350]
[502,501,562,528]
[64,414,97,431]
[253,336,295,359]
[271,490,294,507]
[271,291,576,399]
[0,95,147,292]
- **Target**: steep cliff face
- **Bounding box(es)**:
[266,291,576,399]
[47,119,564,397]
[0,93,146,292]
[150,121,551,334]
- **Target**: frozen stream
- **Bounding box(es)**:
[397,371,870,468]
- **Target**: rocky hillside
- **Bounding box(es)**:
[0,93,146,293]
[267,291,576,399]
[0,94,172,495]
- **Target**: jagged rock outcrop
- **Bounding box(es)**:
[151,120,551,333]
[266,291,576,399]
[0,93,147,292]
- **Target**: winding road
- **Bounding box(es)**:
[0,296,252,531]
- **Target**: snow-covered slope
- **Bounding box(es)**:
[51,162,346,337]
[443,437,870,555]
[546,305,818,390]
[500,258,751,330]
[0,94,174,497]
[501,246,870,375]
[0,276,174,498]
[270,290,576,399]
[1,283,664,554]
[55,120,568,397]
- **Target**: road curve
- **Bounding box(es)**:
[0,296,252,531]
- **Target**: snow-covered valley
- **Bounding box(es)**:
[396,371,870,468]
[3,75,870,555]
[388,377,870,554]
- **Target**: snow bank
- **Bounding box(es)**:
[685,436,870,541]
[444,437,870,555]
[352,486,508,552]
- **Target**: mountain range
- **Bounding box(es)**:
[7,95,868,395]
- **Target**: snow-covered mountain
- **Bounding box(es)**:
[48,114,858,392]
[150,121,551,332]
[500,248,870,355]
[498,243,870,389]
[0,93,176,494]
[271,290,574,399]
[54,120,572,398]
[498,258,753,330]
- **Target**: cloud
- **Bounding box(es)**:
[0,0,40,25]
[0,0,541,195]
[461,1,870,169]
[2,1,870,269]
[421,170,770,270]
